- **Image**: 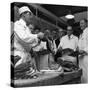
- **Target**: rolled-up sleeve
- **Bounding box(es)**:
[14,22,38,44]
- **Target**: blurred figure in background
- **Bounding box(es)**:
[55,29,62,48]
[52,30,57,54]
[40,29,53,70]
[31,29,47,71]
[54,28,66,62]
[78,19,88,83]
[44,30,62,71]
[28,24,41,72]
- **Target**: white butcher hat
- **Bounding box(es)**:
[19,6,32,15]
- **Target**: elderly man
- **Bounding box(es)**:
[57,26,78,67]
[78,19,88,83]
[13,6,44,67]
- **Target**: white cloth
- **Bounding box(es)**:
[58,35,78,51]
[14,19,38,47]
[33,41,47,52]
[13,18,39,67]
[52,40,57,54]
[78,27,88,52]
[78,27,88,83]
[79,55,88,83]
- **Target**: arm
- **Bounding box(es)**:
[14,22,38,44]
[75,37,79,51]
[57,38,63,52]
[83,29,88,53]
[53,40,57,54]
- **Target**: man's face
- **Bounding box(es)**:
[24,12,33,23]
[80,20,87,30]
[67,26,73,36]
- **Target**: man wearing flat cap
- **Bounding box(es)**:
[13,6,44,67]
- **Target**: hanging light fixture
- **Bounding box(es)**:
[65,10,74,19]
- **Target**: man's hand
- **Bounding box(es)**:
[79,50,87,55]
[57,47,62,53]
[37,32,44,39]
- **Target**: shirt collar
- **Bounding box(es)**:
[19,18,27,26]
[67,34,74,39]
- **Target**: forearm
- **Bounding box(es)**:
[57,46,62,51]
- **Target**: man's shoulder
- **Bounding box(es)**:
[14,19,24,28]
[14,20,21,25]
[72,35,78,40]
[14,20,20,24]
[61,35,67,39]
[85,27,88,31]
[60,35,67,42]
[84,27,88,34]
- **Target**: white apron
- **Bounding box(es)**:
[79,55,88,83]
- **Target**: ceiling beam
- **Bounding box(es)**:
[28,3,68,26]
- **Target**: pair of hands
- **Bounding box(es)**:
[37,32,44,39]
[79,50,87,55]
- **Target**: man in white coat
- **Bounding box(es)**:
[78,19,88,83]
[13,6,44,67]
